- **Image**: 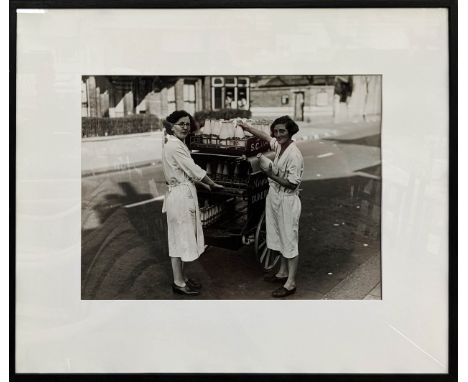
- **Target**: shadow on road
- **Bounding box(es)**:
[324,134,381,147]
[81,181,170,299]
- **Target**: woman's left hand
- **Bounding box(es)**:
[263,163,274,176]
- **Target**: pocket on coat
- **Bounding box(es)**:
[186,196,196,214]
[184,186,194,199]
[188,202,196,214]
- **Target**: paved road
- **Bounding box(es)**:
[81,120,380,175]
[82,173,381,300]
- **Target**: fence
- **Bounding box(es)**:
[82,115,163,138]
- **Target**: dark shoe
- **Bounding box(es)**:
[272,286,296,298]
[172,283,200,296]
[186,278,202,290]
[264,273,288,283]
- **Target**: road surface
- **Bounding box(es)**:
[81,120,382,299]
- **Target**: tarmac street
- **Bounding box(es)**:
[81,120,382,300]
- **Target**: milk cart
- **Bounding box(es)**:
[189,129,279,270]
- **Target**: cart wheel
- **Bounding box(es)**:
[254,212,280,271]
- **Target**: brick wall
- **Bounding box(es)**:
[146,92,161,116]
[203,76,211,110]
[251,85,335,122]
[251,88,291,107]
[175,79,184,110]
[86,77,97,117]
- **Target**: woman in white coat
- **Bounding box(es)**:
[239,116,304,297]
[162,110,224,296]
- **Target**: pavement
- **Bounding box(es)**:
[81,120,381,175]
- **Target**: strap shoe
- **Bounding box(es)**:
[272,286,296,298]
[172,283,200,296]
[186,278,202,290]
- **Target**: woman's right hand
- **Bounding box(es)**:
[211,183,225,191]
[196,181,211,192]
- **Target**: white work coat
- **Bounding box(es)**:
[265,138,304,258]
[162,135,206,262]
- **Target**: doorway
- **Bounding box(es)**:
[294,92,304,121]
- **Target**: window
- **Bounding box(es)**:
[281,95,289,105]
[316,90,329,106]
[213,87,223,110]
[225,77,236,87]
[238,78,249,87]
[183,83,196,115]
[211,76,250,110]
[238,87,248,110]
[225,88,235,109]
[213,77,224,86]
[167,86,176,114]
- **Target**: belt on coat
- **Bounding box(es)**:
[162,180,195,213]
[165,180,193,189]
[269,184,301,197]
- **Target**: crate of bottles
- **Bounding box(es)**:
[190,119,271,156]
[193,153,253,193]
[199,198,232,228]
[192,152,271,201]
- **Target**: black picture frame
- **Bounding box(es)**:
[10,1,457,381]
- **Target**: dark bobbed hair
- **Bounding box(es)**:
[164,110,198,135]
[270,115,299,137]
[270,115,299,138]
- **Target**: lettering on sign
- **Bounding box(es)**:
[250,141,268,152]
[250,142,261,151]
[250,189,269,204]
[252,177,269,189]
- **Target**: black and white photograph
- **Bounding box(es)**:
[81,75,382,300]
[15,6,453,375]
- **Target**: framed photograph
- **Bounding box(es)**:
[80,73,383,301]
[12,1,457,380]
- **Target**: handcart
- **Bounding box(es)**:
[189,127,279,270]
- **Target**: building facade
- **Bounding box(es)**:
[82,75,381,123]
[249,75,381,123]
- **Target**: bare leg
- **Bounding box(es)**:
[171,257,186,287]
[284,256,299,290]
[181,261,186,281]
[276,255,288,278]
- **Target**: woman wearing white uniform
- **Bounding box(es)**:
[162,110,224,296]
[239,116,304,298]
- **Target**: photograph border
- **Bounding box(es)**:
[11,0,458,381]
